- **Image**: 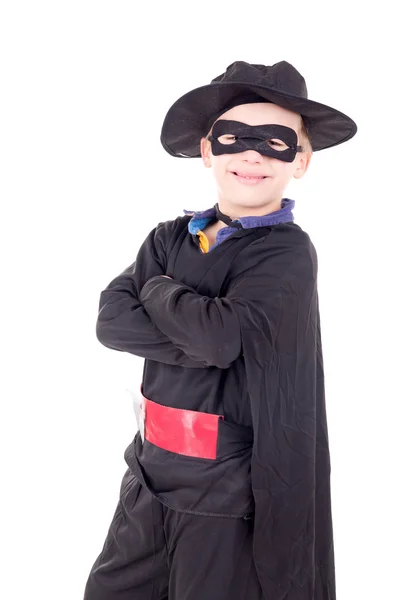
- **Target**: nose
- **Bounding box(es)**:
[241,149,263,162]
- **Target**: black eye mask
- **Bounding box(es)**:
[208,120,303,162]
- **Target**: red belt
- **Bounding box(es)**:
[140,384,224,460]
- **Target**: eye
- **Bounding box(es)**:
[267,139,289,151]
[217,134,238,145]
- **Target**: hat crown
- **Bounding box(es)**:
[212,60,308,99]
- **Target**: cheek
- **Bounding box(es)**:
[268,158,294,176]
[211,156,230,180]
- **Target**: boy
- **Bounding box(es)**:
[83,60,357,600]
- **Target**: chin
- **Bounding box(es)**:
[231,195,273,206]
[220,193,282,215]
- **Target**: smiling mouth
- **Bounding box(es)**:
[231,172,269,182]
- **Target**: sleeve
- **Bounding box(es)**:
[139,275,243,369]
[95,222,209,368]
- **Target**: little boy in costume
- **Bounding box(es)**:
[83,61,357,600]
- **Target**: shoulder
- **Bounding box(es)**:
[273,222,319,281]
[152,215,191,248]
[274,221,318,267]
[257,221,315,251]
[237,222,319,282]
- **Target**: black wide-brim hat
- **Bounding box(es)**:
[160,60,357,158]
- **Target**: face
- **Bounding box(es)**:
[200,102,312,218]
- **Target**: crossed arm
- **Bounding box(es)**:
[95,223,242,369]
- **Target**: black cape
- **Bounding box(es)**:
[96,215,336,600]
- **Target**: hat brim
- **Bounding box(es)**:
[160,81,357,157]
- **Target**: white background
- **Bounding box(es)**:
[1,2,399,598]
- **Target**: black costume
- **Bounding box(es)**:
[83,60,357,599]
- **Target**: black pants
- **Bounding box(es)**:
[83,468,263,600]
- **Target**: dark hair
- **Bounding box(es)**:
[299,117,313,153]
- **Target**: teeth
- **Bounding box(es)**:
[237,174,261,179]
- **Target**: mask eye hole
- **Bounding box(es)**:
[217,134,238,145]
[266,138,289,151]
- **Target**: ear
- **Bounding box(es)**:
[292,151,312,180]
[200,137,212,168]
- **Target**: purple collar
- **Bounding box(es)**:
[183,198,295,246]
